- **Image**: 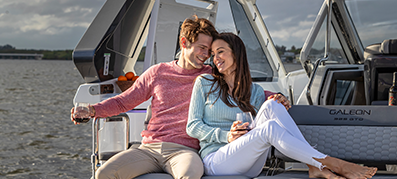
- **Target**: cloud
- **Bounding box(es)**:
[0,0,105,49]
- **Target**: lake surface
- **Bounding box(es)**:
[0,60,91,178]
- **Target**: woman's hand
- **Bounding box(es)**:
[227,121,249,143]
[268,93,291,110]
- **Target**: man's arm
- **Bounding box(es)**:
[266,91,291,110]
[93,66,155,118]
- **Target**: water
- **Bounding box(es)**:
[0,60,91,178]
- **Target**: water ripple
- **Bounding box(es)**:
[0,60,90,178]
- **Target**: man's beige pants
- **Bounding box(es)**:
[95,142,204,179]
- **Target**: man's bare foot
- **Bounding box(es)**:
[308,165,345,179]
[314,156,377,179]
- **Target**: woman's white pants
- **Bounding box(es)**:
[203,100,327,177]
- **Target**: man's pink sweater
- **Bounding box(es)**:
[93,61,212,150]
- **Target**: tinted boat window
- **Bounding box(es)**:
[345,0,397,48]
[229,0,273,81]
[334,80,355,105]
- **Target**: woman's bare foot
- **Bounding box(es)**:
[314,156,377,179]
[308,165,345,179]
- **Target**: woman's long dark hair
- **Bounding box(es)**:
[205,32,257,116]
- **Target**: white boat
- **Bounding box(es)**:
[72,0,397,178]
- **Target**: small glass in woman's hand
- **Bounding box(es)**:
[73,102,91,123]
[236,112,254,131]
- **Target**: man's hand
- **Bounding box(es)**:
[227,121,248,143]
[70,105,96,125]
[70,107,80,125]
[268,93,291,110]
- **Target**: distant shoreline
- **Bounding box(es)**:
[0,47,73,60]
[0,58,72,61]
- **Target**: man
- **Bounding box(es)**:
[71,15,217,179]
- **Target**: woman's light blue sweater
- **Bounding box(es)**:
[187,74,266,159]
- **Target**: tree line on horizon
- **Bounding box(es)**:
[275,44,301,56]
[0,44,73,60]
[0,44,301,61]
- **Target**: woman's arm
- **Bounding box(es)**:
[186,76,229,144]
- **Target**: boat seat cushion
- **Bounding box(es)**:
[363,40,397,105]
[272,105,397,166]
[364,39,397,59]
[380,39,397,54]
[133,170,315,179]
[273,125,397,164]
[135,174,251,179]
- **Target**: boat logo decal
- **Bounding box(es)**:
[329,109,371,121]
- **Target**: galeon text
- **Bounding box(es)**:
[329,109,371,115]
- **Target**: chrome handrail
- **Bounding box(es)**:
[92,117,100,179]
[306,57,328,105]
[92,113,130,179]
[325,0,332,59]
[306,0,332,105]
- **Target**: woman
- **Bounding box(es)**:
[187,33,377,178]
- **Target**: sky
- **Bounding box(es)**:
[0,0,325,50]
[0,0,394,50]
[0,0,106,50]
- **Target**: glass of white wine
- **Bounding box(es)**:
[236,112,254,131]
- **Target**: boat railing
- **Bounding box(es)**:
[306,56,328,105]
[92,113,130,178]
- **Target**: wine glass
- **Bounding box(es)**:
[73,102,91,123]
[236,112,254,131]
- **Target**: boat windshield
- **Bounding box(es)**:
[137,0,397,77]
[345,0,397,48]
[229,0,274,81]
[254,0,396,66]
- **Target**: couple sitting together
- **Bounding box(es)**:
[71,15,377,179]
